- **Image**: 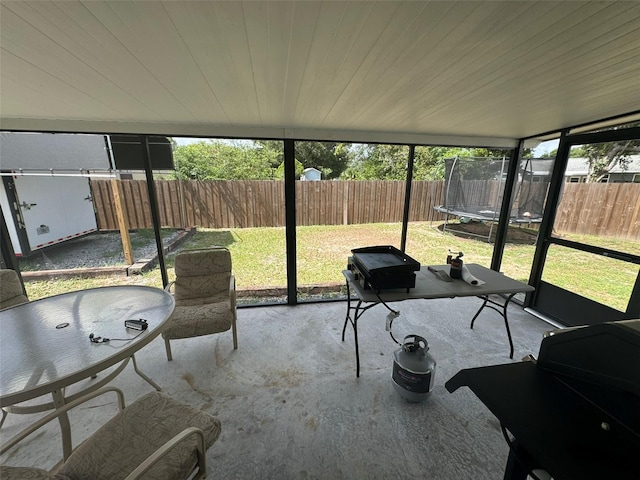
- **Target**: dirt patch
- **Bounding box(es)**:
[437,221,538,244]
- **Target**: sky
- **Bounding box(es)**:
[533,139,560,157]
[173,137,253,147]
[174,137,198,146]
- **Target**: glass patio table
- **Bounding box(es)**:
[0,285,175,458]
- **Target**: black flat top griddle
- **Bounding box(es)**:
[351,246,420,275]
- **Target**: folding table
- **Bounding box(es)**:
[342,264,534,376]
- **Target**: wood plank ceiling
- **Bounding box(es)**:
[1,1,639,147]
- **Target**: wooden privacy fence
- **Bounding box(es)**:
[555,182,640,239]
[92,180,447,229]
[91,179,640,240]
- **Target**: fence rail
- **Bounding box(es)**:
[91,179,640,240]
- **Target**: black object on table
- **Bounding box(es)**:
[445,319,640,480]
[348,245,421,292]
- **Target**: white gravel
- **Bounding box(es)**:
[18,230,181,271]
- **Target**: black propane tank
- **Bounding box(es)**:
[392,335,436,402]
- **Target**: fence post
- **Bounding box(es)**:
[177,176,187,228]
[343,181,349,225]
[110,179,134,265]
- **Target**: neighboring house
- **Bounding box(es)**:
[523,158,553,183]
[564,156,640,183]
[300,167,322,181]
[526,156,640,183]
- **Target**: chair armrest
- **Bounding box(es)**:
[0,387,125,457]
[124,426,207,480]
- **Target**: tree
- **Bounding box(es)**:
[172,142,218,179]
[170,139,525,182]
[579,141,639,182]
[294,142,351,179]
[275,159,304,179]
[172,141,281,180]
[340,145,516,180]
[255,140,352,179]
[341,144,410,180]
[251,140,284,170]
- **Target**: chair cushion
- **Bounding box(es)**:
[162,302,233,340]
[0,269,28,310]
[0,466,70,480]
[174,248,231,277]
[58,391,221,480]
[174,274,230,302]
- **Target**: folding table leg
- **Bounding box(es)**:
[341,279,352,342]
[470,293,517,359]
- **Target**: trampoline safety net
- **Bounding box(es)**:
[435,157,548,240]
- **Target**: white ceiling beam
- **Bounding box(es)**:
[0,118,518,148]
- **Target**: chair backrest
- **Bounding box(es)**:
[173,247,231,306]
[0,269,28,310]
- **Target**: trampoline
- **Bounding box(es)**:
[434,157,547,241]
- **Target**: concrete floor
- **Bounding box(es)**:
[1,296,554,479]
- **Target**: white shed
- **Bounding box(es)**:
[301,168,322,181]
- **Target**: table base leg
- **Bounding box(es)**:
[131,354,162,391]
[51,390,72,460]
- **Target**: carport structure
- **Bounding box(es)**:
[1,0,639,325]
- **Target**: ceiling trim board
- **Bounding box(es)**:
[0,119,518,148]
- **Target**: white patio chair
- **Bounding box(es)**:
[0,387,221,480]
[163,247,238,361]
[0,268,28,310]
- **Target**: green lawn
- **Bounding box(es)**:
[23,223,637,311]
